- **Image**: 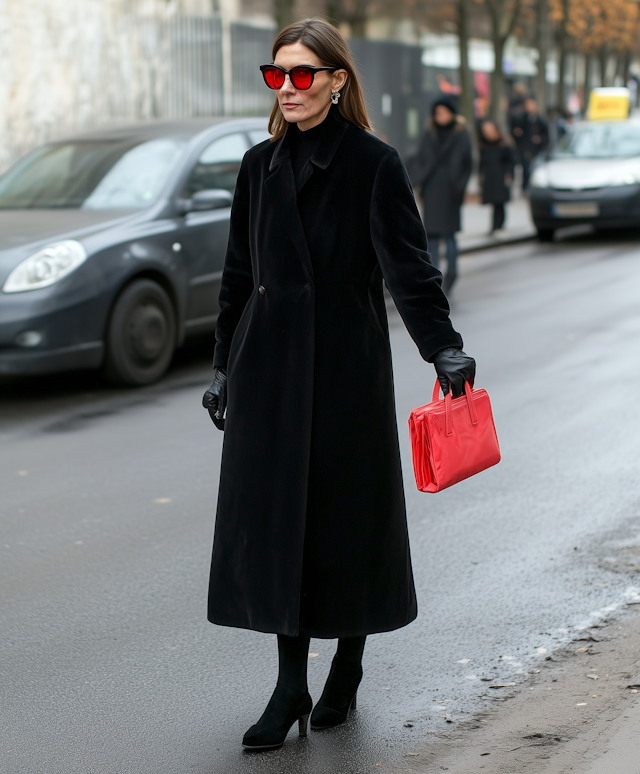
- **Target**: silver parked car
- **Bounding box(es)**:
[529,118,640,240]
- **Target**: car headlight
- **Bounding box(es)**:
[609,171,640,186]
[3,240,87,293]
[530,167,549,188]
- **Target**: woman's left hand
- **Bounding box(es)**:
[433,348,476,397]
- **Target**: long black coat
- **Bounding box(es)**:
[208,106,463,639]
[479,142,515,204]
[411,120,472,235]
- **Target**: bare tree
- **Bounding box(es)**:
[535,0,549,112]
[484,0,523,123]
[457,0,474,128]
[326,0,376,36]
[274,0,295,31]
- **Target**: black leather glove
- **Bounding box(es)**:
[433,348,476,398]
[202,367,227,431]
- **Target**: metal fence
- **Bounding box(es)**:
[165,16,225,117]
[230,23,274,116]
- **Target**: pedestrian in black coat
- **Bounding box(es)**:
[511,98,549,189]
[478,120,515,235]
[411,97,472,294]
[202,18,476,751]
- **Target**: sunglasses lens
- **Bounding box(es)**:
[263,67,284,89]
[291,67,314,90]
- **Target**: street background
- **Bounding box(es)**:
[2,0,640,170]
[3,0,640,771]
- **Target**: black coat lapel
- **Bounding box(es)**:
[265,106,350,281]
[265,127,313,282]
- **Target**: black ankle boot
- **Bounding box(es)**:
[242,686,313,750]
[310,656,362,730]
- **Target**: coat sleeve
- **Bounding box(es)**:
[370,149,463,363]
[213,154,254,369]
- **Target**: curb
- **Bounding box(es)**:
[458,230,537,255]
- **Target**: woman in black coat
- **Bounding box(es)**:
[478,120,515,235]
[412,97,472,294]
[202,18,475,751]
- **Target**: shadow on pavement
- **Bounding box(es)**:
[0,333,216,424]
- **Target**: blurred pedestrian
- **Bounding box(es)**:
[508,82,528,132]
[478,120,515,237]
[412,97,472,294]
[202,17,475,751]
[511,98,549,190]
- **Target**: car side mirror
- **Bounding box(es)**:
[180,189,233,215]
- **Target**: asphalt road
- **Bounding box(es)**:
[2,228,640,774]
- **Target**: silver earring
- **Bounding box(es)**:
[331,90,341,105]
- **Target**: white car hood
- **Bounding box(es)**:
[543,157,640,190]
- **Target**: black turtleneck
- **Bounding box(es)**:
[290,120,324,190]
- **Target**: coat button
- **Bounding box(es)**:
[258,285,266,295]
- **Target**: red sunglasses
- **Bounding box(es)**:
[259,64,337,91]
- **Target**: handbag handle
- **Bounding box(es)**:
[432,380,478,435]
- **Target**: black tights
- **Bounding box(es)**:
[276,634,366,693]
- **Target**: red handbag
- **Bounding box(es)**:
[408,380,501,493]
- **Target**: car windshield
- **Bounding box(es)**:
[0,138,187,209]
[552,122,640,159]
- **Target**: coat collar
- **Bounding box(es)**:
[265,106,350,285]
[268,104,350,173]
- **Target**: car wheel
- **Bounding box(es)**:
[104,279,176,386]
[537,228,555,242]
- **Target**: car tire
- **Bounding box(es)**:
[104,279,176,386]
[537,228,555,242]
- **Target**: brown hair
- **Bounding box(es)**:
[267,18,372,141]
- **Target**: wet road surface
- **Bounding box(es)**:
[2,230,640,773]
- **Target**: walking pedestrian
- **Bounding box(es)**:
[202,18,475,751]
[412,97,472,295]
[478,120,515,237]
[511,98,549,190]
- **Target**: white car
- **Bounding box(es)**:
[529,118,640,240]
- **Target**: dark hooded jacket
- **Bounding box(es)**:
[479,140,515,204]
[411,115,472,235]
[208,105,463,638]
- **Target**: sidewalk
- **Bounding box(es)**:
[458,196,536,253]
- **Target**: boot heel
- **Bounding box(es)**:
[298,713,310,737]
[350,691,357,711]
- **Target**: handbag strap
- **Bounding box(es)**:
[432,379,478,432]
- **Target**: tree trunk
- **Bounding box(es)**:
[598,48,607,87]
[557,33,567,111]
[583,54,592,109]
[490,34,505,124]
[346,0,369,37]
[274,0,295,32]
[457,0,474,129]
[350,16,367,37]
[536,0,548,113]
[486,0,522,126]
[325,0,342,27]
